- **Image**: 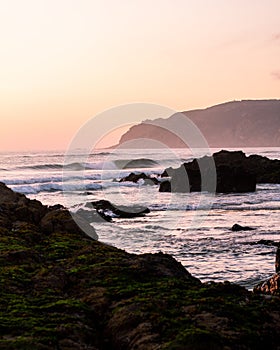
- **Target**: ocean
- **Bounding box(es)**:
[0,147,279,290]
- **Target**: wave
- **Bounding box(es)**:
[114,158,159,169]
[92,151,111,156]
[11,182,103,195]
[13,158,163,172]
[16,163,63,170]
[1,174,100,186]
[14,162,103,171]
[149,202,280,212]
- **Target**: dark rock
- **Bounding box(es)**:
[249,239,279,247]
[76,208,113,223]
[48,203,65,210]
[33,266,69,293]
[40,209,98,239]
[231,224,254,231]
[5,249,42,264]
[276,246,280,273]
[161,167,175,178]
[0,182,48,226]
[119,172,159,185]
[159,180,171,192]
[216,165,256,193]
[247,154,280,183]
[89,199,150,220]
[160,150,260,193]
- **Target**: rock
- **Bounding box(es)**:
[159,180,171,192]
[253,273,280,295]
[231,224,254,231]
[247,154,280,183]
[159,150,259,193]
[40,209,98,239]
[276,246,280,273]
[76,208,113,223]
[161,167,175,178]
[249,239,279,247]
[88,199,150,220]
[3,183,280,349]
[119,172,159,185]
[48,203,65,210]
[254,246,280,295]
[0,182,97,240]
[216,165,256,193]
[0,182,48,226]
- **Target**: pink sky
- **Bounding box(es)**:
[1,0,280,151]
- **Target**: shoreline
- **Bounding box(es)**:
[1,182,280,349]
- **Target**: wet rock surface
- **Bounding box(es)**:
[2,183,280,349]
[119,172,160,185]
[87,199,150,221]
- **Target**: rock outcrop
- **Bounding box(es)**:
[119,172,159,185]
[2,183,280,349]
[87,199,150,221]
[231,224,254,232]
[0,182,97,239]
[159,150,280,193]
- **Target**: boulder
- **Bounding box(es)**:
[88,199,150,220]
[40,209,98,239]
[159,150,260,193]
[119,172,159,185]
[216,165,256,193]
[231,224,254,232]
[159,180,171,192]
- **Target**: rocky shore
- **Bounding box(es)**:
[1,182,280,349]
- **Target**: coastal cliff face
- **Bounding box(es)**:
[1,182,280,349]
[118,100,280,148]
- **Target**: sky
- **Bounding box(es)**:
[1,0,280,151]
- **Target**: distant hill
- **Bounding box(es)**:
[117,100,280,148]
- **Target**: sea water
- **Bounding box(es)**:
[0,147,279,289]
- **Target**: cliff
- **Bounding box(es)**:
[118,100,280,148]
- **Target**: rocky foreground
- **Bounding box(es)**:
[1,183,280,349]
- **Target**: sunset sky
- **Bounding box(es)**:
[1,0,280,151]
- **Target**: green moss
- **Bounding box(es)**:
[165,328,223,350]
[1,206,280,349]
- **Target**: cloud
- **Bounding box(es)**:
[271,71,280,80]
